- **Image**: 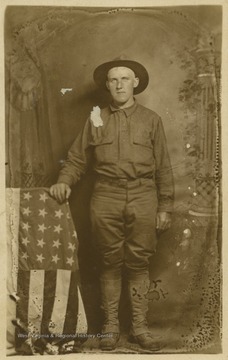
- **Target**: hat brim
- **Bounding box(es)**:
[93,60,149,95]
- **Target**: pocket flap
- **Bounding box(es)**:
[133,131,152,148]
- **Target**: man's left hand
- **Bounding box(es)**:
[156,212,171,231]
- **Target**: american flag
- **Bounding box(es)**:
[6,188,87,354]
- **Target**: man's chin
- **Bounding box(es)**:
[114,96,127,102]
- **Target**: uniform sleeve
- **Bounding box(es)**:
[153,117,174,212]
[57,118,92,187]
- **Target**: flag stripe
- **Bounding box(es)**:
[6,188,20,292]
[28,270,45,335]
[15,270,30,348]
[49,269,71,334]
[41,271,57,336]
[6,188,21,349]
[76,286,88,334]
[63,271,79,335]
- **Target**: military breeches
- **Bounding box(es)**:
[90,178,158,276]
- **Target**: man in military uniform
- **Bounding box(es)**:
[50,58,174,351]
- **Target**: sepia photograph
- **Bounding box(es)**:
[4,3,223,356]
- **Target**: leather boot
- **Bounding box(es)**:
[129,332,162,351]
[127,274,162,351]
[99,278,121,350]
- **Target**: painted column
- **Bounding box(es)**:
[190,42,220,216]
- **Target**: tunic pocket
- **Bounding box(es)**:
[132,131,153,165]
[90,135,115,163]
[133,134,152,148]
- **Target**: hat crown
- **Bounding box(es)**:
[112,54,129,61]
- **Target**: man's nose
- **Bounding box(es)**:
[116,80,123,89]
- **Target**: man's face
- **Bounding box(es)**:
[106,67,139,107]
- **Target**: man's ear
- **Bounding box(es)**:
[133,77,139,89]
[106,81,110,91]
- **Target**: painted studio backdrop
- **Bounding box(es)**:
[5,6,222,354]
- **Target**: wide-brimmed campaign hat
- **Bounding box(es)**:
[93,56,149,94]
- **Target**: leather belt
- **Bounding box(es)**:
[96,175,153,188]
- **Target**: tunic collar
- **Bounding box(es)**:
[109,99,138,117]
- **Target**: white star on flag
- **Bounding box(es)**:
[72,231,77,238]
[22,222,31,231]
[68,242,76,252]
[37,254,45,263]
[21,252,29,260]
[66,257,74,266]
[39,208,48,218]
[22,207,32,216]
[53,239,61,249]
[52,254,60,264]
[21,237,30,246]
[39,193,49,202]
[37,239,46,248]
[23,192,32,201]
[55,209,64,219]
[54,224,63,234]
[66,213,70,219]
[38,224,47,233]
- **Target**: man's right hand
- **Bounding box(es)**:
[49,183,71,203]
